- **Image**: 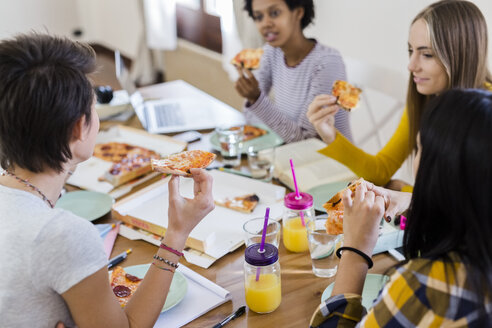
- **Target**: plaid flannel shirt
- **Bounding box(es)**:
[310,253,491,327]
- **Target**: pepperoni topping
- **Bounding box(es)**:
[125,273,142,283]
[244,194,259,202]
[100,145,111,151]
[113,285,131,298]
[125,145,135,150]
[110,168,121,175]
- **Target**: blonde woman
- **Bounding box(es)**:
[307,0,492,192]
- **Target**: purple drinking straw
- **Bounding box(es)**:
[256,207,270,281]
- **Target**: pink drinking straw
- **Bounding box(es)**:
[289,159,305,226]
[256,207,270,281]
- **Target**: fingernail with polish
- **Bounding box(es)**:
[385,216,391,223]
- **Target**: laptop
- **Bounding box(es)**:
[114,50,245,134]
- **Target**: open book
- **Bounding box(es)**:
[274,138,357,191]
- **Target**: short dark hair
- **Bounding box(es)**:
[244,0,315,30]
[405,88,492,318]
[0,33,96,173]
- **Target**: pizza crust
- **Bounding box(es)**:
[151,150,217,177]
[332,80,362,111]
[322,178,364,234]
[231,48,264,70]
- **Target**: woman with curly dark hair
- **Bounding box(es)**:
[235,0,352,143]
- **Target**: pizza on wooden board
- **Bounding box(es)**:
[109,266,143,307]
[215,194,260,213]
[322,178,364,234]
[93,142,161,187]
[151,150,216,177]
[332,80,362,111]
[231,48,264,70]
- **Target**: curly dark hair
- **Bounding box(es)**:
[244,0,315,30]
[0,33,96,173]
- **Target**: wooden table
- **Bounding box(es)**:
[94,81,398,327]
[100,212,397,327]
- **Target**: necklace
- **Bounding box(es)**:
[2,170,55,208]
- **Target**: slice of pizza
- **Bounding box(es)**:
[151,150,216,177]
[242,125,268,141]
[215,194,260,213]
[231,48,264,70]
[93,142,161,187]
[332,80,362,111]
[109,266,143,307]
[322,178,364,234]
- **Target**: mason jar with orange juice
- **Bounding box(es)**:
[282,192,314,252]
[244,243,281,313]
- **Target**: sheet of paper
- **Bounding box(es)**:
[154,264,231,327]
[114,170,286,258]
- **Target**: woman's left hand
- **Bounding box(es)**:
[341,182,385,256]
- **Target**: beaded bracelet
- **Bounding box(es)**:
[152,262,175,273]
[153,254,179,268]
[159,243,184,257]
[336,246,374,269]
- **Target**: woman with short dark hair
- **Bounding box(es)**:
[0,33,214,328]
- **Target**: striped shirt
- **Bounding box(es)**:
[310,253,492,327]
[244,41,352,143]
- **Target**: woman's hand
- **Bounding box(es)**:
[234,67,260,105]
[167,168,214,238]
[341,182,385,256]
[306,94,339,144]
[365,181,412,221]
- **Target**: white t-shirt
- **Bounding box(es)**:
[0,185,108,327]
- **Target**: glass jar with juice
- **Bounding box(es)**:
[282,192,314,252]
[244,243,281,313]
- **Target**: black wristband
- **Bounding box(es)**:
[336,246,374,269]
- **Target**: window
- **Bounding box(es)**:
[176,0,222,53]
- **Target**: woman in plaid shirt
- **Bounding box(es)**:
[310,88,492,326]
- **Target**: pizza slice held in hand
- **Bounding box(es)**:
[215,194,260,213]
[231,48,264,70]
[109,266,143,307]
[322,178,364,234]
[151,150,216,177]
[332,80,362,111]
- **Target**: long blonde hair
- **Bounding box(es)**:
[407,0,492,149]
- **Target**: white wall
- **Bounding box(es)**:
[0,0,143,59]
[0,0,80,39]
[305,0,492,77]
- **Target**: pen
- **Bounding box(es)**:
[212,306,246,328]
[107,248,132,269]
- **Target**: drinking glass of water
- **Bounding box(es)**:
[247,146,275,181]
[216,126,243,167]
[306,215,343,278]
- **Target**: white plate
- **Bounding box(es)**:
[321,274,389,309]
[55,190,114,221]
[119,263,188,312]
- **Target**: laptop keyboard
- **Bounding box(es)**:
[153,103,185,127]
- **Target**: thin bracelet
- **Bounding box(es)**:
[153,254,179,268]
[336,246,374,269]
[159,243,184,257]
[152,262,175,273]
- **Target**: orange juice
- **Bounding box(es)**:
[245,273,281,313]
[283,217,309,252]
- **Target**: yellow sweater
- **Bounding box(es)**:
[318,109,410,186]
[318,83,492,186]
